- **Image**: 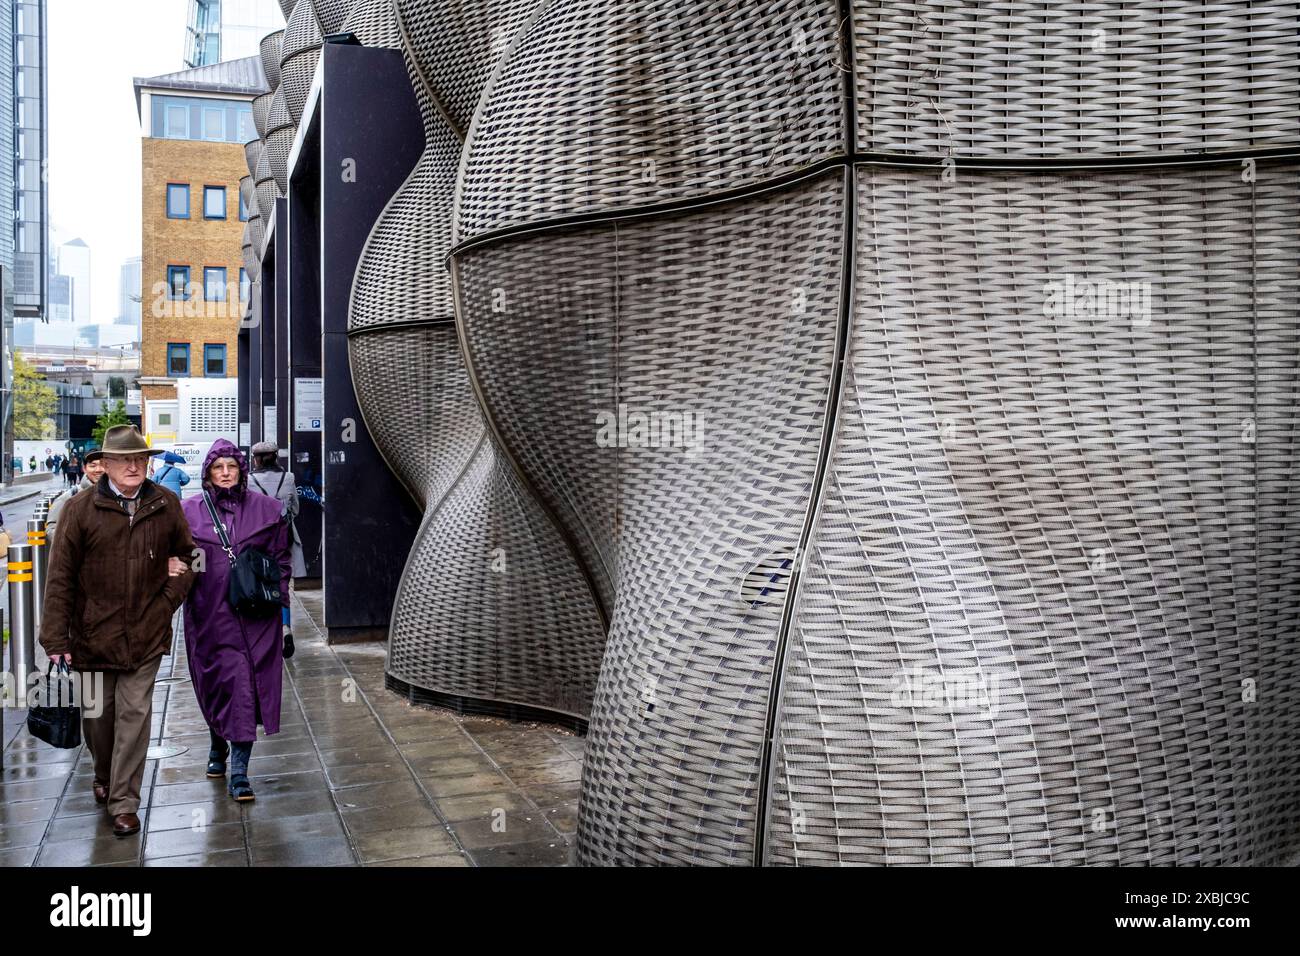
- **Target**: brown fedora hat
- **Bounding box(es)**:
[97,424,159,458]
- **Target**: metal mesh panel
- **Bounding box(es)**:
[763,162,1300,866]
[348,2,609,720]
[455,234,620,611]
[348,119,459,332]
[340,0,1300,866]
[264,88,296,195]
[546,172,842,865]
[247,214,265,261]
[343,0,402,49]
[453,0,846,241]
[278,0,298,18]
[260,29,284,90]
[254,149,278,222]
[392,0,542,137]
[251,93,273,142]
[386,439,607,718]
[241,223,257,282]
[239,176,255,218]
[348,325,483,506]
[853,0,1300,156]
[281,0,325,124]
[315,0,353,34]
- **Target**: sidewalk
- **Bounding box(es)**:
[1,473,65,508]
[0,589,581,866]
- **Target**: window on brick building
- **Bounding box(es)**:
[167,343,191,377]
[239,268,250,302]
[166,183,189,219]
[204,266,227,301]
[203,185,226,220]
[167,265,190,300]
[204,344,227,377]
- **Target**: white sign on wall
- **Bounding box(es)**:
[264,405,276,439]
[294,378,323,432]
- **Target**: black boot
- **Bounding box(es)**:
[206,730,229,778]
[228,741,255,801]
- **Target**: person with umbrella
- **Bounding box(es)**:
[153,450,191,498]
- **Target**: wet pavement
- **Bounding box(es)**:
[1,588,581,867]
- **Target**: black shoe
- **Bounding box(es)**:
[283,631,295,660]
[228,774,255,802]
[206,742,229,778]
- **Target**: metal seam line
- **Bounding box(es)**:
[443,147,1300,265]
[753,0,861,866]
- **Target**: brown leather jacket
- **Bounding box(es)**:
[40,477,197,671]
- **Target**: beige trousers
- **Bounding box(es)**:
[81,655,162,815]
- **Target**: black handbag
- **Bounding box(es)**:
[202,491,282,619]
[27,660,82,749]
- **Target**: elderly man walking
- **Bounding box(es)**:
[40,425,197,836]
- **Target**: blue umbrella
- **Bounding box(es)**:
[161,451,187,464]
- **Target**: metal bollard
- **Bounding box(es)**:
[28,518,48,623]
[7,544,36,703]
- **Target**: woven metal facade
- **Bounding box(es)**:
[245,0,1300,865]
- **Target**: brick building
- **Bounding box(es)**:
[133,57,265,446]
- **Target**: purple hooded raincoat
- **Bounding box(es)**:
[181,439,292,741]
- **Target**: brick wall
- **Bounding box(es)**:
[141,137,249,385]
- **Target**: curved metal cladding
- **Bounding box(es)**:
[342,0,404,48]
[448,0,847,863]
[260,29,284,91]
[763,163,1300,867]
[263,87,296,196]
[281,0,325,125]
[348,0,607,719]
[251,93,273,142]
[758,1,1300,866]
[349,0,1299,865]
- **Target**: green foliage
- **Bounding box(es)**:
[13,353,57,440]
[92,399,131,446]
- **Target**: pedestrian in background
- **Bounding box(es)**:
[153,453,191,499]
[40,425,196,836]
[248,441,304,655]
[46,450,107,543]
[180,439,291,802]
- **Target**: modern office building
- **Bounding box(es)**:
[117,255,141,326]
[57,237,89,325]
[184,0,284,69]
[134,56,265,446]
[10,0,46,320]
[0,0,47,483]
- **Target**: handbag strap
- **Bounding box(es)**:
[201,491,237,564]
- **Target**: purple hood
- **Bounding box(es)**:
[202,438,248,504]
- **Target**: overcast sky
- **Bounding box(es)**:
[46,0,189,325]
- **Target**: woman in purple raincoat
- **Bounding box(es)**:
[180,439,291,801]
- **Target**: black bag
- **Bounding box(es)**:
[202,491,282,619]
[27,661,82,749]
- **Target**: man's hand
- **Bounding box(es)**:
[48,653,71,665]
[168,557,188,577]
